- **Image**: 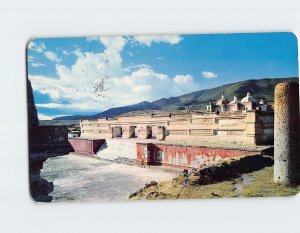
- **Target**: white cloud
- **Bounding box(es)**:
[100,36,127,53]
[123,64,151,73]
[132,84,152,93]
[86,36,99,42]
[44,51,60,63]
[28,41,61,64]
[201,71,218,79]
[29,35,198,114]
[29,75,64,100]
[132,35,182,46]
[31,62,46,67]
[29,37,127,112]
[110,67,198,104]
[36,103,63,108]
[38,113,54,120]
[173,74,193,85]
[27,54,46,67]
[28,41,46,53]
[30,64,198,112]
[36,102,98,110]
[72,48,84,58]
[87,35,182,47]
[62,50,69,56]
[28,56,34,62]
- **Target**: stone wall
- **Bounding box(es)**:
[136,142,260,169]
[80,110,274,146]
[68,138,105,155]
[29,125,73,153]
[27,79,72,202]
[255,113,274,145]
[27,79,39,127]
[29,125,72,202]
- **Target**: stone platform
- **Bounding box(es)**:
[76,137,273,170]
[68,138,105,155]
[136,141,273,169]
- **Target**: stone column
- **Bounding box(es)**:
[274,81,300,185]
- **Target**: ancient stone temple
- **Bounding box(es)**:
[67,92,275,169]
[80,92,274,146]
[206,92,270,113]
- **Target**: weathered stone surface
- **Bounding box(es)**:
[80,110,274,146]
[144,181,158,189]
[182,169,189,177]
[68,138,104,155]
[29,125,73,153]
[27,79,39,127]
[274,82,300,185]
[145,191,170,199]
[136,142,265,169]
[27,79,72,202]
[30,175,54,195]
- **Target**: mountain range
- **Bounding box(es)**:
[53,77,298,120]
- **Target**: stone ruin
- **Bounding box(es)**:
[207,92,271,113]
[27,79,72,202]
[28,76,299,202]
[80,105,274,146]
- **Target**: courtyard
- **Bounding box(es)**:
[40,153,177,202]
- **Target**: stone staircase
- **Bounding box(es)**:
[96,139,138,161]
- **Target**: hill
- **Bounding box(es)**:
[54,101,160,120]
[92,101,160,118]
[53,77,298,120]
[162,77,298,110]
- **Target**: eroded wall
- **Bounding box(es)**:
[256,113,274,145]
[29,125,73,153]
[136,142,258,169]
[28,79,73,202]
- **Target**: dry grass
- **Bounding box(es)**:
[129,166,300,200]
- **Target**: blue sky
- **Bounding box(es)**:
[27,32,299,119]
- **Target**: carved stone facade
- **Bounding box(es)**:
[80,110,274,146]
[207,92,271,113]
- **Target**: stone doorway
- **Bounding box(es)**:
[129,126,137,138]
[146,126,156,139]
[113,126,123,138]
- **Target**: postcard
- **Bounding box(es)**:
[27,32,300,202]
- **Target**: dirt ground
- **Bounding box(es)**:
[40,153,177,202]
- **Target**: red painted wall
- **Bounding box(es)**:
[68,138,105,155]
[136,143,146,162]
[137,143,257,169]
